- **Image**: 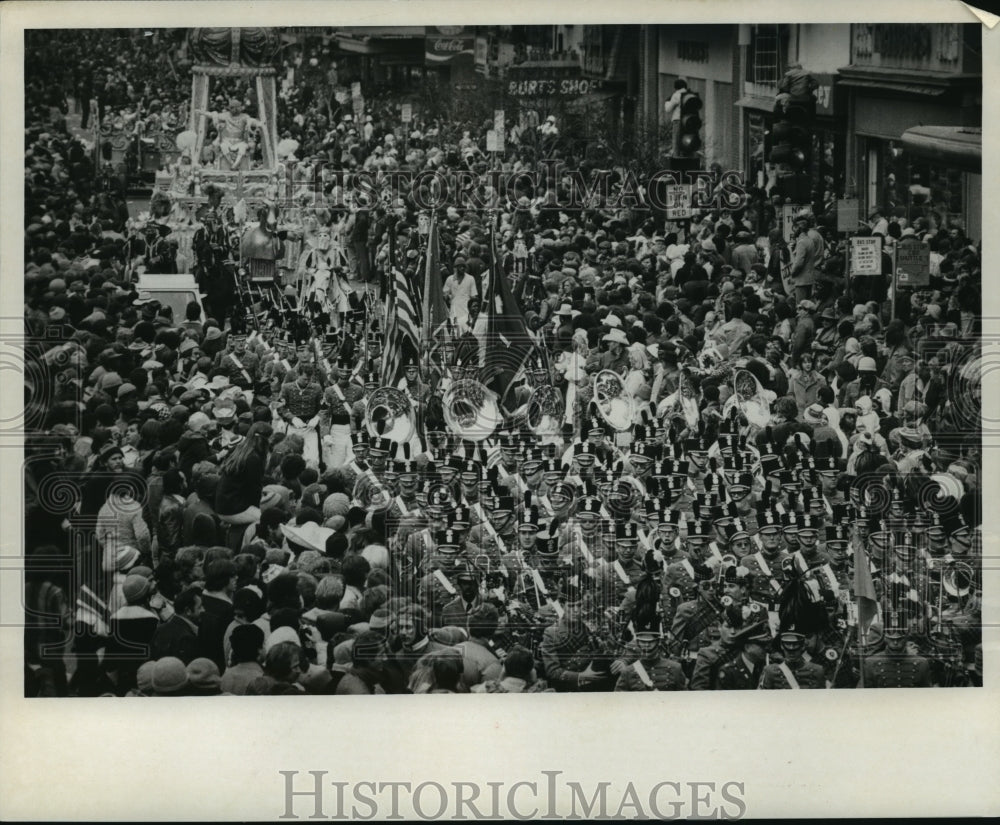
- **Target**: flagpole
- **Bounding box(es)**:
[421,212,434,348]
[855,537,867,688]
[857,599,865,688]
[381,217,397,389]
[416,216,435,438]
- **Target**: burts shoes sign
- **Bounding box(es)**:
[426,27,476,64]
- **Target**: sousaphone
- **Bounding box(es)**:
[592,369,637,431]
[942,561,975,598]
[727,368,772,428]
[365,387,415,443]
[443,379,502,442]
[525,384,565,439]
[657,368,700,430]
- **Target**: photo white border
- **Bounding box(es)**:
[1,1,997,819]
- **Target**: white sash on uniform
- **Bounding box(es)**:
[229,353,252,384]
[632,660,659,690]
[778,662,801,689]
[573,525,595,565]
[433,568,457,595]
[473,503,507,553]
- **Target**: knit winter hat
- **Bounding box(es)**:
[122,574,152,605]
[151,657,188,695]
[322,492,351,520]
[186,658,222,692]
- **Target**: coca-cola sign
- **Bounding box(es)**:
[426,33,475,63]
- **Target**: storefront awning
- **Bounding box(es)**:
[736,94,777,113]
[334,27,426,54]
[836,77,946,97]
[900,125,981,172]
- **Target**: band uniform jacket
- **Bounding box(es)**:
[466,523,516,567]
[741,549,790,599]
[417,562,466,627]
[323,381,364,425]
[440,594,484,631]
[689,640,742,690]
[217,350,260,388]
[717,653,765,690]
[861,652,933,688]
[280,380,323,419]
[593,556,645,607]
[539,621,597,691]
[670,597,721,658]
[759,657,826,689]
[556,525,613,567]
[614,656,688,691]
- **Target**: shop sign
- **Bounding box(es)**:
[506,76,619,97]
[813,73,836,117]
[426,33,476,64]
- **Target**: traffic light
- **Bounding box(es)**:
[774,172,813,204]
[768,119,811,171]
[676,91,703,157]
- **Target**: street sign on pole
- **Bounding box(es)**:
[665,185,693,220]
[849,236,882,276]
[895,239,930,288]
[781,204,801,244]
[837,199,860,233]
[401,103,413,123]
[493,110,506,153]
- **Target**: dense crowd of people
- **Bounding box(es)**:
[23,29,983,697]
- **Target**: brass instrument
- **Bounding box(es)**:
[365,387,416,444]
[442,379,502,442]
[592,369,637,432]
[525,384,565,439]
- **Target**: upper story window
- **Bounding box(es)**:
[745,25,790,96]
[852,24,968,72]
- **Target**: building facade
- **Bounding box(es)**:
[839,23,982,240]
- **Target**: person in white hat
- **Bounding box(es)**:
[591,328,630,376]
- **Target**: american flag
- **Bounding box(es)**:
[481,227,536,408]
[380,266,421,388]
